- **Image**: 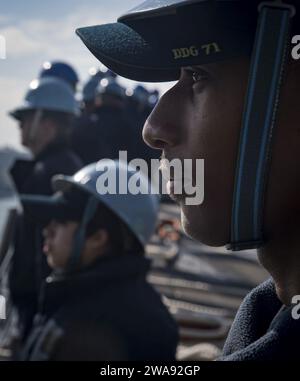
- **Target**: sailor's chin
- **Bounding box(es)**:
[180,204,228,247]
[166,180,191,204]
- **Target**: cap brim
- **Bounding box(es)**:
[76,23,181,83]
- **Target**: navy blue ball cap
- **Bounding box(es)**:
[76,0,260,82]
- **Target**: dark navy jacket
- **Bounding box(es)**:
[220,278,300,361]
[71,105,133,165]
[10,142,82,195]
[20,255,179,361]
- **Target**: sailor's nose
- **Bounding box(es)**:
[143,85,185,150]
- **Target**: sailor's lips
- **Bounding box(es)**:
[43,242,51,255]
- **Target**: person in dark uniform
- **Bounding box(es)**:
[77,0,300,360]
[71,80,133,165]
[80,66,118,115]
[9,77,83,341]
[18,160,178,361]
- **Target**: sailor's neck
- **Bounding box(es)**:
[258,236,300,306]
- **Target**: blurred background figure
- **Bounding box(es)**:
[9,77,82,192]
[126,85,151,129]
[71,77,132,165]
[81,68,106,115]
[8,77,82,342]
[18,161,178,361]
[39,61,79,93]
[0,147,27,355]
[71,64,161,168]
[125,85,161,168]
[148,89,160,112]
[80,65,118,115]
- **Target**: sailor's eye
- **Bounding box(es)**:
[185,67,209,85]
[191,69,209,84]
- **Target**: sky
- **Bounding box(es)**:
[0,0,174,149]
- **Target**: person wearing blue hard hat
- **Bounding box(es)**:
[71,78,133,165]
[77,0,300,361]
[81,70,106,114]
[8,77,83,342]
[10,77,80,160]
[97,79,126,102]
[125,84,161,168]
[17,160,178,361]
[80,65,118,114]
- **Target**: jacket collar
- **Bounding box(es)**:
[35,140,68,162]
[39,254,151,316]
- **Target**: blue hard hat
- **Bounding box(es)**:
[82,78,99,102]
[98,64,118,79]
[148,89,160,107]
[39,61,79,89]
[132,85,150,104]
[98,80,126,99]
[82,67,120,102]
[105,69,118,79]
[9,77,79,120]
[82,70,107,102]
[22,160,159,248]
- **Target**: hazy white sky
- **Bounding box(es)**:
[0,0,174,149]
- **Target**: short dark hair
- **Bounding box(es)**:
[86,201,144,256]
[63,187,144,255]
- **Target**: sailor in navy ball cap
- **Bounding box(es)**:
[77,0,300,361]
